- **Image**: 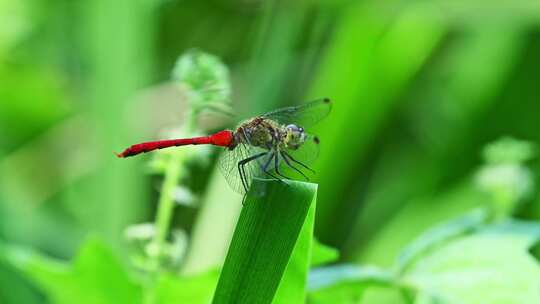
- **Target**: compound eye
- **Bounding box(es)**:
[299,127,304,132]
[286,124,299,131]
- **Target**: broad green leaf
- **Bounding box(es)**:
[403,221,540,304]
[212,179,317,304]
[308,281,364,304]
[307,264,395,304]
[2,238,141,304]
[2,237,222,304]
[311,238,340,267]
[154,269,219,304]
[397,209,488,272]
[0,260,44,304]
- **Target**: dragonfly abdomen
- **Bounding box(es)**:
[116,130,233,158]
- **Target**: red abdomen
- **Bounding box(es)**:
[116,130,234,158]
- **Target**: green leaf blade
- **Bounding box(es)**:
[212,179,317,304]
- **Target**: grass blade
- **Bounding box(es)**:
[273,195,316,304]
[212,179,317,304]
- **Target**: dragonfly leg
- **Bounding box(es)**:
[261,152,283,181]
[237,162,248,194]
[282,151,316,173]
[280,151,309,181]
[274,152,293,180]
[238,152,267,193]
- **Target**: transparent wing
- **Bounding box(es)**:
[262,98,332,128]
[285,134,320,164]
[218,143,269,194]
[276,134,320,180]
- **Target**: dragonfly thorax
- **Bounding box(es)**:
[234,118,306,151]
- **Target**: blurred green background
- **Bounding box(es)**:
[1,0,540,303]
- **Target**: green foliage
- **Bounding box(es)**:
[403,221,540,304]
[0,0,31,54]
[309,136,539,303]
[152,270,219,304]
[212,179,317,304]
[2,238,141,304]
[308,265,394,303]
[397,209,488,272]
[0,238,219,304]
[309,216,540,304]
[311,238,340,267]
[2,1,540,304]
[308,2,445,242]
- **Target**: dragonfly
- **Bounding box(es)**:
[116,98,332,195]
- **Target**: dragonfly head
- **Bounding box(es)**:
[285,124,306,150]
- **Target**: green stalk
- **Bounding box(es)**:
[144,110,199,304]
[152,110,199,265]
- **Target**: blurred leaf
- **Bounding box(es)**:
[0,260,44,304]
[154,269,219,304]
[347,25,526,264]
[308,281,365,304]
[308,264,394,303]
[415,0,540,28]
[0,64,70,150]
[212,179,317,304]
[355,180,485,267]
[358,285,410,304]
[403,221,540,304]
[308,2,445,243]
[2,238,141,304]
[311,238,339,267]
[1,237,224,304]
[0,0,31,54]
[243,3,310,115]
[397,209,488,272]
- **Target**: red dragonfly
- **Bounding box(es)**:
[117,98,332,194]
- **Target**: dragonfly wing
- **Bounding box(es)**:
[278,134,320,180]
[262,98,332,128]
[282,135,320,171]
[287,134,320,164]
[218,143,268,194]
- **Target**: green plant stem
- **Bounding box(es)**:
[144,110,199,304]
[153,152,183,258]
[152,110,198,266]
